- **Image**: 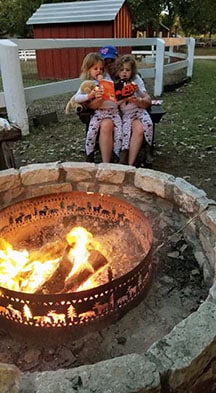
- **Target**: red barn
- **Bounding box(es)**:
[27,0,132,79]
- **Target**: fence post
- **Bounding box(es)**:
[187,37,195,77]
[154,38,165,97]
[0,39,29,135]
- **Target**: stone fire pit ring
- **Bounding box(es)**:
[0,161,216,393]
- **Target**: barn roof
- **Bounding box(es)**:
[27,0,126,25]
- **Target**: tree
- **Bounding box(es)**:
[159,0,178,31]
[0,0,69,38]
[176,0,216,36]
[126,0,163,34]
[0,0,215,38]
[0,0,42,37]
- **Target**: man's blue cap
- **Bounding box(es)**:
[99,45,118,60]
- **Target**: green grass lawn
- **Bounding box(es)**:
[157,59,216,150]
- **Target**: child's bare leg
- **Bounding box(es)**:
[128,119,144,166]
[99,118,114,163]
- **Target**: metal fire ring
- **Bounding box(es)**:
[0,191,153,330]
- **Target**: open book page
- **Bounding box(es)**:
[99,79,137,102]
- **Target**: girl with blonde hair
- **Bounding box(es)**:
[73,52,122,162]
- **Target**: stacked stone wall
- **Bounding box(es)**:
[0,162,216,393]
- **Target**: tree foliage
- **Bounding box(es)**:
[127,0,216,37]
[177,0,216,36]
[0,0,215,38]
[0,0,42,37]
[0,0,67,37]
[159,0,178,30]
[127,0,163,32]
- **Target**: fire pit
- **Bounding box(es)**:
[1,164,216,391]
[0,191,153,331]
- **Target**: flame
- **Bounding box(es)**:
[0,237,61,292]
[66,227,93,274]
[0,227,106,294]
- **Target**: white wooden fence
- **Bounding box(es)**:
[0,37,195,135]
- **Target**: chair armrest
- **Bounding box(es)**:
[148,105,166,124]
[77,107,94,125]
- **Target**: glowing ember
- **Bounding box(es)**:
[0,227,107,294]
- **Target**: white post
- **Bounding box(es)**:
[187,37,195,77]
[168,45,174,63]
[0,39,29,135]
[154,38,165,96]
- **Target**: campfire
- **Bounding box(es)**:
[0,226,113,294]
[0,191,153,329]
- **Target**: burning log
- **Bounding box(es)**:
[29,240,66,262]
[34,244,108,294]
[63,249,109,293]
[88,249,109,271]
[35,244,73,294]
[12,240,69,293]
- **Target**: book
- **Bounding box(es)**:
[99,79,136,102]
[99,79,116,102]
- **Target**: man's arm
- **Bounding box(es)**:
[136,93,152,109]
[128,92,151,109]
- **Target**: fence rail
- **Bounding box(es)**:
[0,37,195,135]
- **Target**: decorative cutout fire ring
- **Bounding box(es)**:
[0,191,153,330]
